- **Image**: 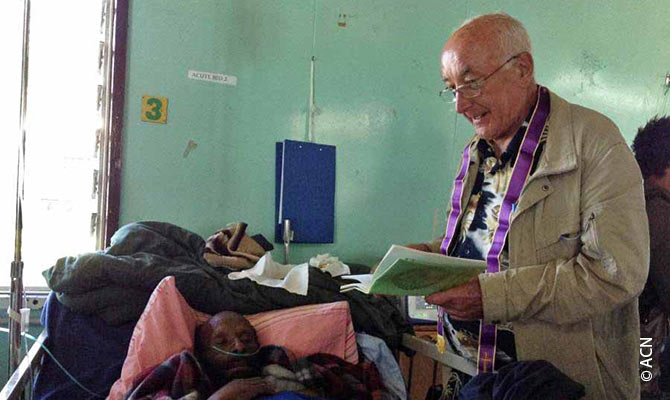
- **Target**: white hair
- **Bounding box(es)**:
[457,13,533,59]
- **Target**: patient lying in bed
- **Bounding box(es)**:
[124,311,384,400]
[195,311,274,400]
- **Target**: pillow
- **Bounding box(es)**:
[247,299,358,362]
[107,276,357,400]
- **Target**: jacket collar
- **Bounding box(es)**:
[463,88,578,182]
[529,90,578,180]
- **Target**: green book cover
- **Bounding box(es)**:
[368,245,486,296]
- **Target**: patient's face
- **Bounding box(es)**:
[198,311,260,380]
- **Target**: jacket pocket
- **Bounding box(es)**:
[581,210,602,259]
[535,212,581,263]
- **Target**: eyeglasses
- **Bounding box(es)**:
[439,54,520,103]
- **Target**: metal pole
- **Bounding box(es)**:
[282,219,293,264]
[9,0,31,377]
[96,0,114,249]
[307,56,315,143]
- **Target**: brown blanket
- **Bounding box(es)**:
[204,222,273,270]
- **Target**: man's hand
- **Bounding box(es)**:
[424,277,484,320]
[207,377,274,400]
[405,243,432,252]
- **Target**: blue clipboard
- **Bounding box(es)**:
[275,140,336,243]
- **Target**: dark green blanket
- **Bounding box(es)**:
[44,221,412,348]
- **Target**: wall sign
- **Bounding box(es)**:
[188,70,237,86]
[141,95,168,124]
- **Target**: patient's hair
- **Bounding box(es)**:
[633,115,670,178]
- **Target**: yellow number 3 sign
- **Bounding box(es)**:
[141,95,168,124]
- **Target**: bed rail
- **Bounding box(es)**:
[402,333,476,376]
[400,332,476,399]
[0,330,47,400]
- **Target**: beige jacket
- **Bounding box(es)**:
[428,90,649,399]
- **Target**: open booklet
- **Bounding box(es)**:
[340,245,486,296]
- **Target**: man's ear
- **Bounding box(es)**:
[515,52,534,82]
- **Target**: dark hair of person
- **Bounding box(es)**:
[632,115,670,179]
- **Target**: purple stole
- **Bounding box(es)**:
[437,86,550,374]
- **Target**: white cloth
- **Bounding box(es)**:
[227,253,309,295]
[308,253,351,277]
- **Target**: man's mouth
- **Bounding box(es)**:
[471,112,487,123]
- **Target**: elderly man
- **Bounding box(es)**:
[409,13,648,400]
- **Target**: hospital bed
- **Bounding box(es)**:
[0,221,476,399]
[0,296,476,400]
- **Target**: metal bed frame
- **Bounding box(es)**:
[401,333,476,399]
[0,330,46,400]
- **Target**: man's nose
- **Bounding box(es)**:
[232,338,245,352]
[454,92,471,114]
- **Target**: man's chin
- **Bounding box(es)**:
[475,128,511,145]
[472,122,492,138]
[225,365,258,380]
[475,130,494,142]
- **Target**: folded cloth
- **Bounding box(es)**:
[457,360,585,400]
[308,254,351,277]
[204,222,273,270]
[228,253,310,296]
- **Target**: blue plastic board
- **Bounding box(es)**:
[275,140,336,243]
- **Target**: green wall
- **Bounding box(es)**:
[119,0,670,267]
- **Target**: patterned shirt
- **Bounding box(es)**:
[443,113,547,368]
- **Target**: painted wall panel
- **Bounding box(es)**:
[120,1,670,267]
